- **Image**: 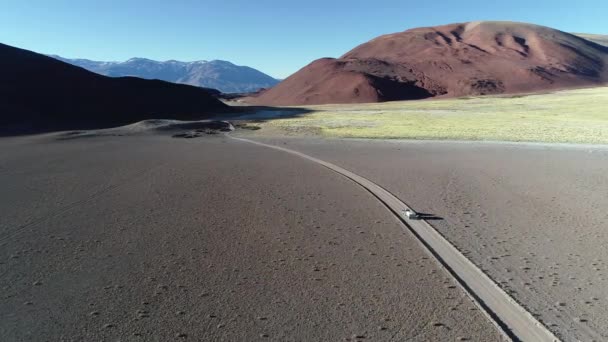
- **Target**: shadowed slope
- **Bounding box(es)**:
[574,33,608,47]
[247,58,437,106]
[252,21,608,105]
[0,43,231,132]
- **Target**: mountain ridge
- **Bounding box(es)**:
[50,55,280,93]
[573,33,608,47]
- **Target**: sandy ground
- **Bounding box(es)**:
[243,135,608,341]
[0,133,502,341]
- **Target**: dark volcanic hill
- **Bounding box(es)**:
[251,21,608,105]
[50,56,280,93]
[0,43,231,131]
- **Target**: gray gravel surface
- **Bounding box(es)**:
[0,135,502,341]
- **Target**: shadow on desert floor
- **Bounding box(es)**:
[0,105,313,137]
[415,212,444,221]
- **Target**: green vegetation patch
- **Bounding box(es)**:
[253,87,608,144]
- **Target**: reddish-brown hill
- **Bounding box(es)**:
[0,43,231,133]
[251,21,608,106]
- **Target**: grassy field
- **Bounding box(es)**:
[247,86,608,144]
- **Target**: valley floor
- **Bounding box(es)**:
[3,116,608,341]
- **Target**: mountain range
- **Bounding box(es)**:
[250,22,608,105]
[2,21,607,133]
[49,56,280,93]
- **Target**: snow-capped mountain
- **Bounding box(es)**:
[48,56,280,93]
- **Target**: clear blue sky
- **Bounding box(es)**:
[1,0,606,78]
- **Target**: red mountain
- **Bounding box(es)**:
[251,21,608,105]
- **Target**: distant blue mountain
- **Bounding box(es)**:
[48,56,280,93]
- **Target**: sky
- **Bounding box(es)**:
[1,0,607,78]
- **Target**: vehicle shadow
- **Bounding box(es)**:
[416,212,444,221]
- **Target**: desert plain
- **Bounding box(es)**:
[0,129,503,341]
[1,86,608,341]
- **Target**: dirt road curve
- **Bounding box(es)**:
[230,136,559,342]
